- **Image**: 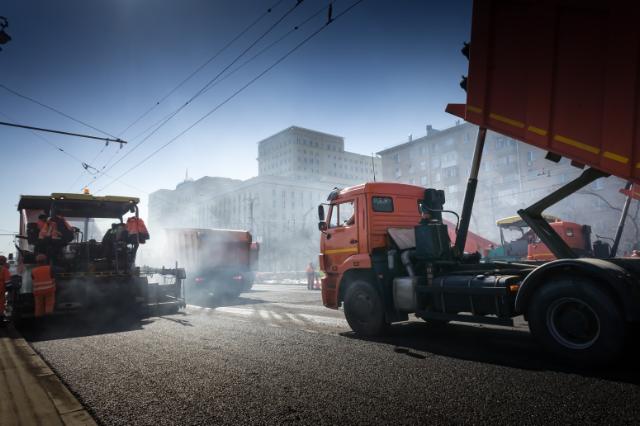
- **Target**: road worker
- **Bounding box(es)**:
[32,213,49,254]
[0,256,10,323]
[31,254,56,317]
[306,262,315,290]
[126,216,150,262]
[36,213,47,231]
[50,213,74,243]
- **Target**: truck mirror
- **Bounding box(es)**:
[318,221,328,232]
[318,205,325,221]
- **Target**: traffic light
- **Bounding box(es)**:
[460,41,470,92]
[0,17,11,51]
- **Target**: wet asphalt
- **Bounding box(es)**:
[18,284,640,425]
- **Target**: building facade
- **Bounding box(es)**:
[148,126,378,271]
[258,126,381,184]
[378,123,637,254]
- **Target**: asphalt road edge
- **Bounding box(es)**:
[6,325,97,426]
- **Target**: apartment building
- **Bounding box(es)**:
[378,123,635,253]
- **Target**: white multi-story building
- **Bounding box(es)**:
[258,126,381,183]
[148,126,377,271]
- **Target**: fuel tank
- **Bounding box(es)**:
[428,274,519,316]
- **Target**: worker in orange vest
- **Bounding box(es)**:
[36,213,48,232]
[31,254,56,317]
[306,262,316,290]
[126,216,149,243]
[126,216,150,262]
[0,255,10,323]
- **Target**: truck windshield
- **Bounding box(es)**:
[67,218,120,242]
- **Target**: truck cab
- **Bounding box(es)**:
[488,215,595,261]
[319,183,425,310]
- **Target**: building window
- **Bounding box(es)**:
[527,151,535,163]
[592,179,604,190]
[443,166,458,178]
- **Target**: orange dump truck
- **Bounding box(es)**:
[317,0,640,365]
[166,228,259,299]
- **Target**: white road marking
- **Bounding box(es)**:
[298,313,349,328]
[285,313,304,324]
[215,306,254,316]
[187,304,348,329]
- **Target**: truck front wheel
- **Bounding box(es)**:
[343,280,387,337]
[528,276,625,364]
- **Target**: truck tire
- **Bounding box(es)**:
[343,280,387,337]
[527,276,625,365]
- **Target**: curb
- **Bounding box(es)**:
[2,325,97,426]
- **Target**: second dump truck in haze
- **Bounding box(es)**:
[166,228,258,300]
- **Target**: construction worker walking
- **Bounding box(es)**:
[306,262,316,290]
[31,254,56,317]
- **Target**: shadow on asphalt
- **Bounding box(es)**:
[18,310,155,343]
[341,322,640,385]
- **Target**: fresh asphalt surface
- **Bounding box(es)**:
[18,283,640,425]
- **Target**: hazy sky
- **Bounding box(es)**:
[0,0,472,253]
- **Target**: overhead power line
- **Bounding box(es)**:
[70,1,288,191]
[96,0,365,194]
[0,112,88,165]
[88,0,305,188]
[0,83,119,139]
[116,0,287,139]
[0,120,127,145]
[201,1,333,97]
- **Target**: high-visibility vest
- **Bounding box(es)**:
[126,217,149,243]
[126,217,148,236]
[32,266,55,293]
[38,220,61,240]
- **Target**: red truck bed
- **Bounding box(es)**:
[447,0,640,184]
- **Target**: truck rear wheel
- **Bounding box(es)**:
[343,280,386,337]
[528,276,625,365]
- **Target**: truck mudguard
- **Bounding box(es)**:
[515,258,640,321]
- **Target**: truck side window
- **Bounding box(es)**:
[328,201,355,228]
[372,196,393,212]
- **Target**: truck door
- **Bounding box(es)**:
[323,199,359,273]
